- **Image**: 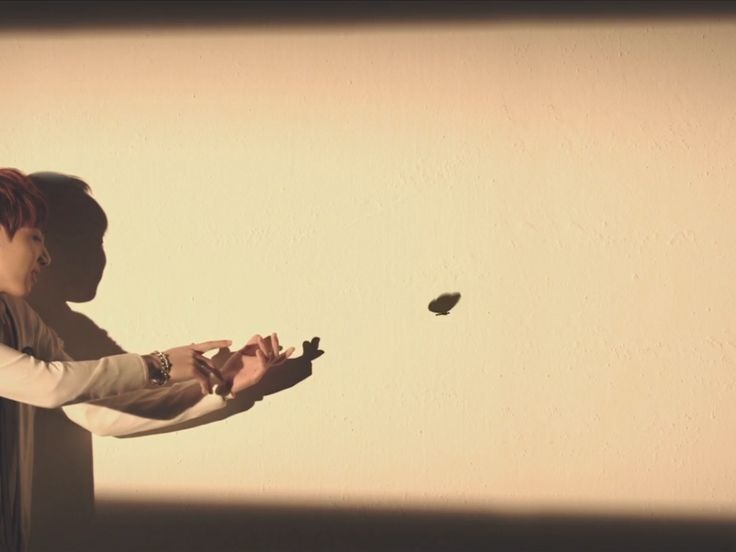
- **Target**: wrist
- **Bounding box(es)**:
[144,351,172,386]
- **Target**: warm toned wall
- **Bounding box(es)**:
[2,16,735,521]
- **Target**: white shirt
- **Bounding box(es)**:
[0,293,229,551]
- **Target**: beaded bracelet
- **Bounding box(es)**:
[150,350,172,385]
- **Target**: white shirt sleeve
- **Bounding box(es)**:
[0,342,149,408]
[2,294,229,437]
[41,317,229,437]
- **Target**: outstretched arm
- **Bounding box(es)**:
[1,295,233,409]
[0,342,149,408]
[61,334,295,437]
[9,293,295,436]
[58,334,294,437]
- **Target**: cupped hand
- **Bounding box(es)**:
[216,333,295,396]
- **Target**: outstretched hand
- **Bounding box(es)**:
[163,340,232,395]
[213,333,295,396]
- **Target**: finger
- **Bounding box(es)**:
[191,340,233,353]
[195,356,225,384]
[248,334,262,345]
[256,347,271,368]
[257,336,271,359]
[273,347,295,366]
[271,333,280,358]
[194,353,215,369]
[209,366,226,385]
[263,334,275,358]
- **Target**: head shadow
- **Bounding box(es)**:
[27,172,126,359]
[22,172,120,551]
[29,172,107,304]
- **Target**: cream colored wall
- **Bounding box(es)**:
[2,19,735,518]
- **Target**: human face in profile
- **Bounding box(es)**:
[0,225,52,297]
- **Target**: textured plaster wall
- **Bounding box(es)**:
[2,19,735,517]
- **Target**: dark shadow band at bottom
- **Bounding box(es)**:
[88,498,736,552]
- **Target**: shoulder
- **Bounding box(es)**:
[0,293,60,358]
[1,293,44,327]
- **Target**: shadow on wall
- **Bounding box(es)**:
[23,173,736,551]
[25,172,318,551]
[87,499,736,552]
[26,173,121,552]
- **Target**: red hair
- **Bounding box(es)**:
[0,168,49,239]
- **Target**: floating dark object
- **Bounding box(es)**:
[428,292,461,316]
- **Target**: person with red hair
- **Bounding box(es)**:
[0,168,295,551]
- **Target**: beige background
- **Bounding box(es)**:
[2,17,735,519]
